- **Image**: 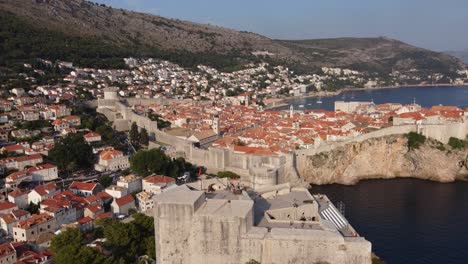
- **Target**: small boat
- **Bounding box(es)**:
[307,103,312,106]
[316,99,322,104]
[298,105,304,108]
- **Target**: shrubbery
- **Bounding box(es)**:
[405,132,426,150]
[448,137,466,150]
[217,171,241,179]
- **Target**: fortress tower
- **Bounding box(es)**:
[213,114,220,135]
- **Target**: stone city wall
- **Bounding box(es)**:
[155,193,371,264]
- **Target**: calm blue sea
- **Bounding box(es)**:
[277,85,468,111]
[311,179,468,264]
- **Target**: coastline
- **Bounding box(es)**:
[266,83,468,109]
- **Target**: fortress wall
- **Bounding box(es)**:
[96,108,117,122]
[162,204,372,264]
[343,237,373,264]
[155,202,200,264]
[125,97,164,106]
[296,125,417,159]
[418,123,467,143]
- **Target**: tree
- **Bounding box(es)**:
[129,122,139,146]
[27,201,40,214]
[49,134,94,174]
[405,132,426,150]
[140,128,149,146]
[51,228,108,264]
[98,175,113,188]
[130,148,197,177]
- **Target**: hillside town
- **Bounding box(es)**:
[0,57,467,263]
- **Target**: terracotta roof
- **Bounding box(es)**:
[2,144,23,152]
[85,204,103,214]
[115,194,134,207]
[6,171,28,180]
[0,214,17,224]
[15,154,42,162]
[70,181,98,192]
[8,189,29,198]
[16,213,53,229]
[32,182,57,196]
[85,195,101,205]
[99,148,123,161]
[84,132,101,138]
[0,201,17,211]
[95,212,113,220]
[27,163,56,173]
[78,216,93,224]
[0,243,15,258]
[96,191,113,200]
[143,175,175,184]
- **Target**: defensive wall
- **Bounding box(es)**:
[97,89,467,189]
[154,187,371,264]
[96,91,301,189]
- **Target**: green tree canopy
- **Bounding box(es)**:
[49,133,93,173]
[129,122,140,146]
[98,175,113,188]
[51,228,108,264]
[130,148,196,177]
[140,128,149,146]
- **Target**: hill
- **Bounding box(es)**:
[0,0,464,75]
[276,38,464,74]
[445,50,468,64]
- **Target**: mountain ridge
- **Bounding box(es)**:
[0,0,465,74]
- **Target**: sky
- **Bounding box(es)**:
[93,0,468,51]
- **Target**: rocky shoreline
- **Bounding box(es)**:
[298,135,468,185]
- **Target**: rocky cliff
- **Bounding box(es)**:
[298,135,468,185]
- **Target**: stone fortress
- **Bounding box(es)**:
[97,88,468,190]
[154,183,372,264]
[97,88,303,190]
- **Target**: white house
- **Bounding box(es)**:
[105,185,128,199]
[28,182,59,204]
[12,213,57,242]
[142,175,176,195]
[95,148,130,172]
[117,174,142,194]
[111,194,136,215]
[136,191,154,212]
[7,189,29,209]
[27,164,58,181]
[84,132,102,143]
[69,181,103,197]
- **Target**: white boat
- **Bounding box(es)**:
[298,105,304,108]
[316,99,322,104]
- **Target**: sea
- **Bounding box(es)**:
[288,85,468,264]
[277,85,468,111]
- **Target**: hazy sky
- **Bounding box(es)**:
[93,0,468,51]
